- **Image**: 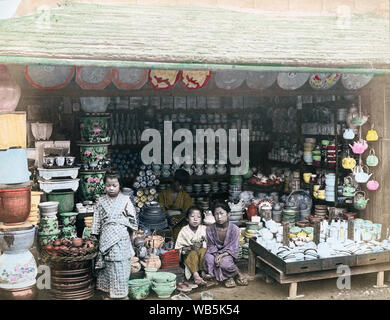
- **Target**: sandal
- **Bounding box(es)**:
[183,281,198,289]
[236,276,248,286]
[224,277,236,288]
[177,282,192,293]
[203,273,213,280]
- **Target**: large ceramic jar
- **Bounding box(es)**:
[0,148,30,184]
[79,116,110,143]
[0,186,31,225]
[0,225,38,290]
[0,65,21,113]
[79,171,106,201]
[78,143,109,165]
[46,191,74,214]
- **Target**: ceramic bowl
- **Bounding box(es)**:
[150,272,176,283]
[152,284,176,298]
[128,278,151,300]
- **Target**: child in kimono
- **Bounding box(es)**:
[91,171,138,300]
[204,201,248,288]
[175,206,207,285]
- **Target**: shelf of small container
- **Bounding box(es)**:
[242,182,284,194]
[159,174,230,183]
[267,159,301,168]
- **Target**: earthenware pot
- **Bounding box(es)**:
[128,278,151,300]
[0,186,31,225]
[38,201,59,217]
[78,143,109,165]
[46,191,74,214]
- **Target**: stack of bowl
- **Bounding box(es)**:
[303,138,315,165]
[184,185,193,193]
[197,199,209,213]
[299,203,312,221]
[325,173,336,202]
[138,201,168,231]
[160,249,180,269]
[150,272,177,299]
[28,191,42,226]
[211,181,219,193]
[59,212,78,238]
[272,203,283,223]
[312,148,321,167]
[202,183,211,193]
[229,185,242,201]
[83,216,93,239]
[314,205,327,220]
[244,221,261,239]
[282,208,297,227]
[38,201,60,245]
[128,278,151,300]
[326,144,337,169]
[193,184,202,194]
[229,207,243,225]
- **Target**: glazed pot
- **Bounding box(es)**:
[78,143,109,165]
[79,116,110,143]
[0,186,31,225]
[46,191,74,214]
[61,225,77,239]
[151,283,176,299]
[38,201,59,217]
[0,148,30,184]
[59,212,78,226]
[38,230,60,246]
[128,278,151,300]
[0,225,36,253]
[39,217,59,234]
[79,171,106,201]
[0,65,21,113]
[246,203,258,221]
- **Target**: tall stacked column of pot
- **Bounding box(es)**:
[0,64,39,299]
[77,97,112,202]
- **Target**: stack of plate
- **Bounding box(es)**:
[220,182,228,192]
[193,184,202,194]
[282,209,297,226]
[241,242,249,259]
[229,209,243,224]
[211,182,219,193]
[197,199,209,212]
[160,249,180,269]
[202,184,211,193]
[139,202,168,230]
[314,205,328,219]
[28,191,42,226]
[184,185,193,193]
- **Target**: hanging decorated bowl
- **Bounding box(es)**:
[180,70,212,89]
[0,64,21,112]
[309,73,341,90]
[148,69,181,90]
[79,171,106,201]
[78,143,110,165]
[24,65,75,90]
[112,68,148,90]
[76,67,112,90]
[246,71,277,89]
[341,73,374,90]
[79,116,110,143]
[277,72,310,90]
[214,71,247,90]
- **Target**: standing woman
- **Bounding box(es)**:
[91,171,138,300]
[157,169,194,239]
[204,201,248,288]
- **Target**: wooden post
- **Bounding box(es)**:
[313,221,320,245]
[374,271,388,288]
[347,217,354,240]
[282,222,290,246]
[248,246,256,278]
[287,282,305,300]
[328,207,335,222]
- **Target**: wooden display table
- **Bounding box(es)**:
[248,238,390,299]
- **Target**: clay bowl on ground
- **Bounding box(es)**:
[52,278,93,291]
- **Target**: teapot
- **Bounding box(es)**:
[246,203,258,221]
[343,176,357,197]
[354,191,369,210]
[343,128,355,140]
[366,125,379,141]
[342,151,356,170]
[352,165,372,184]
[349,139,368,155]
[366,149,379,167]
[367,178,379,191]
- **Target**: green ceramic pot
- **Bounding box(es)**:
[128,279,151,300]
[79,171,106,201]
[59,212,78,226]
[149,272,176,283]
[39,218,59,234]
[39,230,60,245]
[230,175,243,185]
[47,191,74,214]
[61,225,77,239]
[152,283,176,298]
[79,116,110,143]
[78,143,109,165]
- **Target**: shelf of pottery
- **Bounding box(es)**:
[0,64,39,299]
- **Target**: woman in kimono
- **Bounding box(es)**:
[204,201,248,288]
[175,206,207,285]
[91,171,138,300]
[157,169,193,240]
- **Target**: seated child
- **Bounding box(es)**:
[175,206,207,285]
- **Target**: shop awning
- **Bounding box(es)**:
[0,2,390,72]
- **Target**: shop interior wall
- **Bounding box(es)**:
[8,65,390,231]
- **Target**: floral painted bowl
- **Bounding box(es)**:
[79,116,110,143]
[59,212,78,226]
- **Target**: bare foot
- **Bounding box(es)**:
[194,276,207,285]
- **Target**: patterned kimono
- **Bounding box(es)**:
[91,193,138,299]
[175,224,207,280]
[157,189,194,239]
[204,222,239,282]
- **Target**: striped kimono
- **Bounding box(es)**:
[91,193,138,299]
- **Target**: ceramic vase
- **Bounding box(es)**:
[79,116,110,143]
[0,186,31,225]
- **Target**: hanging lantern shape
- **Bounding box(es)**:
[180,70,212,90]
[0,64,21,112]
[24,65,75,90]
[76,67,112,90]
[148,69,181,90]
[112,68,148,90]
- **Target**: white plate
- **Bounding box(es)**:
[341,73,374,90]
[246,71,277,89]
[277,72,310,90]
[214,71,247,90]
